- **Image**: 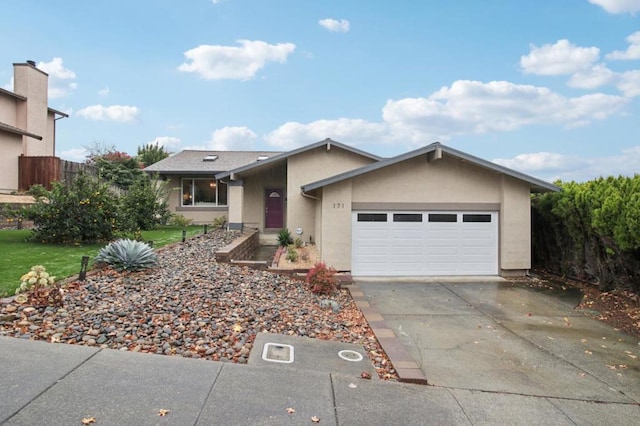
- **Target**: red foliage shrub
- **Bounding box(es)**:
[306,262,338,294]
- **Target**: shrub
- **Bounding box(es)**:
[120,174,170,231]
[294,237,303,248]
[286,244,298,262]
[306,262,338,295]
[277,228,293,246]
[95,239,158,271]
[26,174,122,243]
[168,213,192,227]
[15,265,62,307]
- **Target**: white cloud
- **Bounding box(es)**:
[567,64,616,89]
[494,145,640,182]
[266,118,389,149]
[76,105,140,122]
[493,152,584,173]
[147,136,182,151]
[178,40,296,80]
[36,57,77,98]
[264,80,630,150]
[617,69,640,97]
[205,126,257,150]
[606,31,640,60]
[318,18,350,33]
[56,147,88,162]
[520,39,600,75]
[588,0,640,14]
[381,80,628,144]
[98,86,110,96]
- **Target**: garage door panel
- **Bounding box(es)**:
[352,211,497,276]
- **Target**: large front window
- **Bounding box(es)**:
[181,178,227,206]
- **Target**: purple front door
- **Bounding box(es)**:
[265,188,284,228]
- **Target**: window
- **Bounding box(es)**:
[357,213,387,222]
[428,213,457,222]
[463,214,492,223]
[393,213,422,222]
[181,178,227,206]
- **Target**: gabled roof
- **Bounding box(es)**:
[215,138,381,180]
[0,121,42,140]
[302,142,560,193]
[143,150,283,175]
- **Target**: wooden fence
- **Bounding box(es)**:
[18,156,97,191]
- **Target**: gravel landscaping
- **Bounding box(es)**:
[0,230,396,379]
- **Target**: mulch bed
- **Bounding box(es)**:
[527,271,640,339]
[0,230,397,380]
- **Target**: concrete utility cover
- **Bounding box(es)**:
[262,342,294,363]
[249,332,377,379]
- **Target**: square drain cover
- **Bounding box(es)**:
[262,343,294,363]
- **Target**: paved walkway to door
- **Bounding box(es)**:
[355,280,640,422]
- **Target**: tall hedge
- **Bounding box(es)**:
[532,175,640,293]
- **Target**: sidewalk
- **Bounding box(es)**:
[1,335,638,425]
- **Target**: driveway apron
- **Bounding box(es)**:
[356,281,640,405]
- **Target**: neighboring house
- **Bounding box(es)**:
[0,61,68,193]
[149,138,559,277]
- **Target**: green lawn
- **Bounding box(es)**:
[0,226,204,297]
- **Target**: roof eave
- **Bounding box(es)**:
[222,138,381,179]
[48,107,69,118]
[0,121,43,140]
[301,142,561,193]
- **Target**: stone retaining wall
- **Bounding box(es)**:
[215,230,259,263]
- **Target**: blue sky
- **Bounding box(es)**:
[1,0,639,182]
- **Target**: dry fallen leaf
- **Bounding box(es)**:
[81,417,96,425]
[158,409,170,417]
[286,407,295,414]
[311,416,320,423]
[585,350,593,355]
[627,354,637,359]
[581,339,588,343]
[563,317,571,327]
[606,364,617,369]
[579,372,587,377]
[349,383,357,389]
[232,323,243,333]
[360,371,371,379]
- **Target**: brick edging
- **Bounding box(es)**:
[347,283,429,385]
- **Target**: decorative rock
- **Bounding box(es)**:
[0,230,397,380]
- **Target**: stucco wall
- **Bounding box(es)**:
[320,154,532,274]
[0,95,18,124]
[13,64,52,157]
[499,175,531,271]
[241,163,286,230]
[0,135,22,192]
[286,145,375,244]
[352,155,501,204]
[320,181,353,270]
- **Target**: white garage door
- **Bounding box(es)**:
[351,211,498,276]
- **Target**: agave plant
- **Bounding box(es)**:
[95,239,158,271]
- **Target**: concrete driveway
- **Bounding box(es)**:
[356,280,640,411]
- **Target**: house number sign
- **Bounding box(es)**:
[332,202,345,208]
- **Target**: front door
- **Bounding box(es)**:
[265,188,284,228]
